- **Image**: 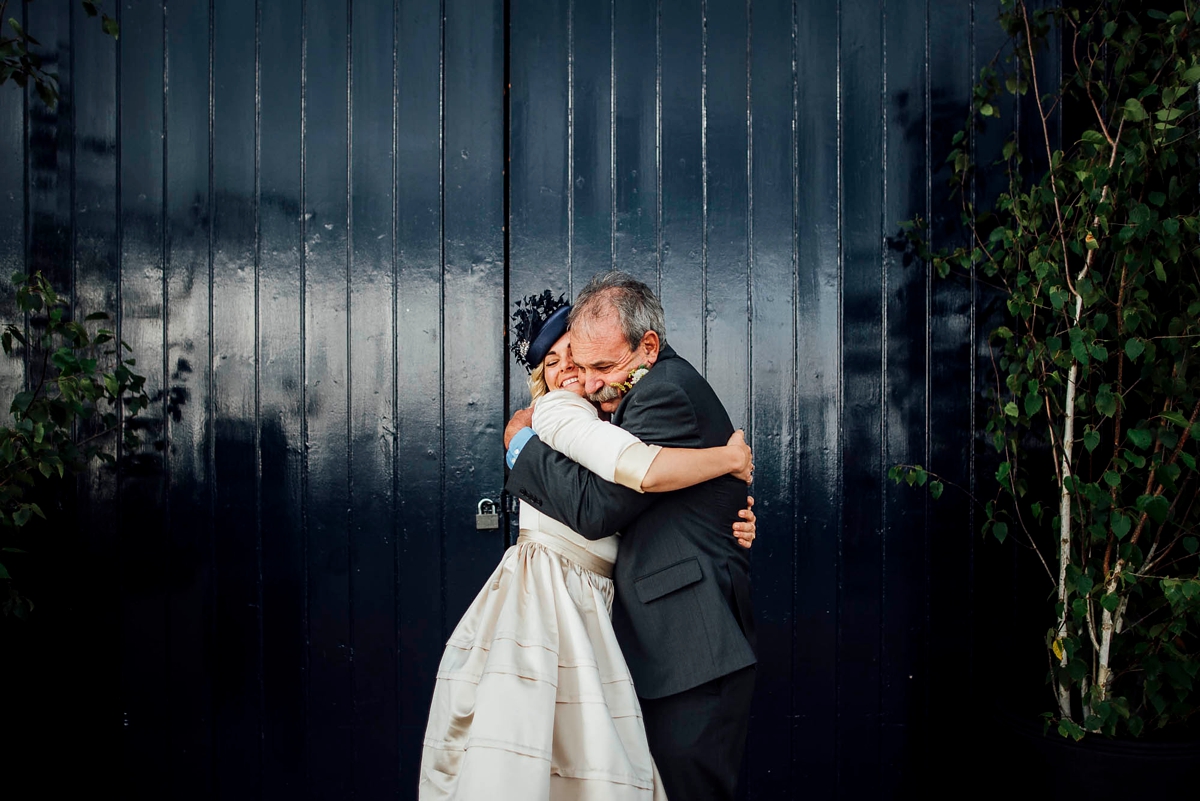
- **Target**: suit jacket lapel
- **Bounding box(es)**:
[612,344,678,425]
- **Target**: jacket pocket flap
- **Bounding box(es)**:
[634,558,703,603]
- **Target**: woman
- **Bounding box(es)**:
[419,292,756,800]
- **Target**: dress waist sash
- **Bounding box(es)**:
[517,530,614,579]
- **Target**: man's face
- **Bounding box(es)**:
[570,311,659,414]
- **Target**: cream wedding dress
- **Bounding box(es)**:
[419,391,668,801]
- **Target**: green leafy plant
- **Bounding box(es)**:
[1,272,148,617]
[0,0,118,109]
[894,0,1200,739]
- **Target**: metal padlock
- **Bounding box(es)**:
[476,498,500,530]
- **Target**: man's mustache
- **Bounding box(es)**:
[586,384,623,404]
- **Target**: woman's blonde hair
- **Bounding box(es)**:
[528,361,549,401]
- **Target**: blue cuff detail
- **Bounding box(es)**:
[506,427,536,469]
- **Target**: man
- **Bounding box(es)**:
[503,271,756,801]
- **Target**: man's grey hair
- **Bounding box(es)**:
[569,270,667,350]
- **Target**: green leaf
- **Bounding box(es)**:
[1138,494,1170,524]
[0,560,9,580]
[1084,429,1100,453]
[929,481,944,500]
[1095,385,1117,417]
[1101,593,1120,613]
[1004,401,1019,420]
[992,522,1008,544]
[1077,574,1094,595]
[101,15,119,40]
[1161,411,1188,427]
[1102,470,1120,488]
[1183,65,1200,85]
[1182,537,1198,555]
[35,80,57,110]
[1025,391,1041,418]
[1124,98,1147,121]
[1125,338,1144,361]
[1111,512,1131,540]
[1127,429,1152,450]
[13,506,31,526]
[11,390,33,413]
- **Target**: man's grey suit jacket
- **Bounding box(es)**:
[506,344,756,699]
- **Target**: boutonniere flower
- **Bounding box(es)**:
[611,364,650,394]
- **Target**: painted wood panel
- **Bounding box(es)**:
[0,1,1009,798]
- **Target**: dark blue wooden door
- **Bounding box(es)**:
[508,1,990,797]
[3,1,506,798]
[0,1,1005,798]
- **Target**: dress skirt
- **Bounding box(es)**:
[419,529,665,800]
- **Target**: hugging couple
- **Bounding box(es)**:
[420,270,759,800]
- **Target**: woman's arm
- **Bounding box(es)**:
[637,430,752,492]
[532,390,751,493]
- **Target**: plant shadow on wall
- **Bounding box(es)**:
[890,0,1200,780]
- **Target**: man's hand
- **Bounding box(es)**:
[504,406,535,449]
[733,496,756,549]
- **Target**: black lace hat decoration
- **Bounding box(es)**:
[510,290,571,372]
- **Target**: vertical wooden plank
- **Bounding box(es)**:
[0,34,22,403]
[613,0,657,286]
[0,46,23,782]
[210,0,262,792]
[258,0,306,790]
[703,0,748,424]
[880,0,930,792]
[970,0,1019,707]
[10,0,72,789]
[791,0,840,791]
[394,0,445,783]
[71,0,121,781]
[926,0,976,778]
[743,0,796,794]
[0,34,27,782]
[570,0,614,277]
[161,0,215,793]
[509,0,570,411]
[26,0,71,294]
[838,0,885,792]
[659,0,703,358]
[349,0,399,793]
[442,0,505,625]
[119,0,172,795]
[302,0,353,793]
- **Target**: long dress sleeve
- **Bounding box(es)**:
[531,390,661,492]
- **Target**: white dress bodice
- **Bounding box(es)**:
[518,390,663,568]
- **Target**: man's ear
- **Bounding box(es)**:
[639,330,661,365]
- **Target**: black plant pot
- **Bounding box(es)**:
[989,710,1200,794]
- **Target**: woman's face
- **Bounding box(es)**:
[543,333,583,396]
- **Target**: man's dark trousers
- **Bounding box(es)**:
[641,666,756,801]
